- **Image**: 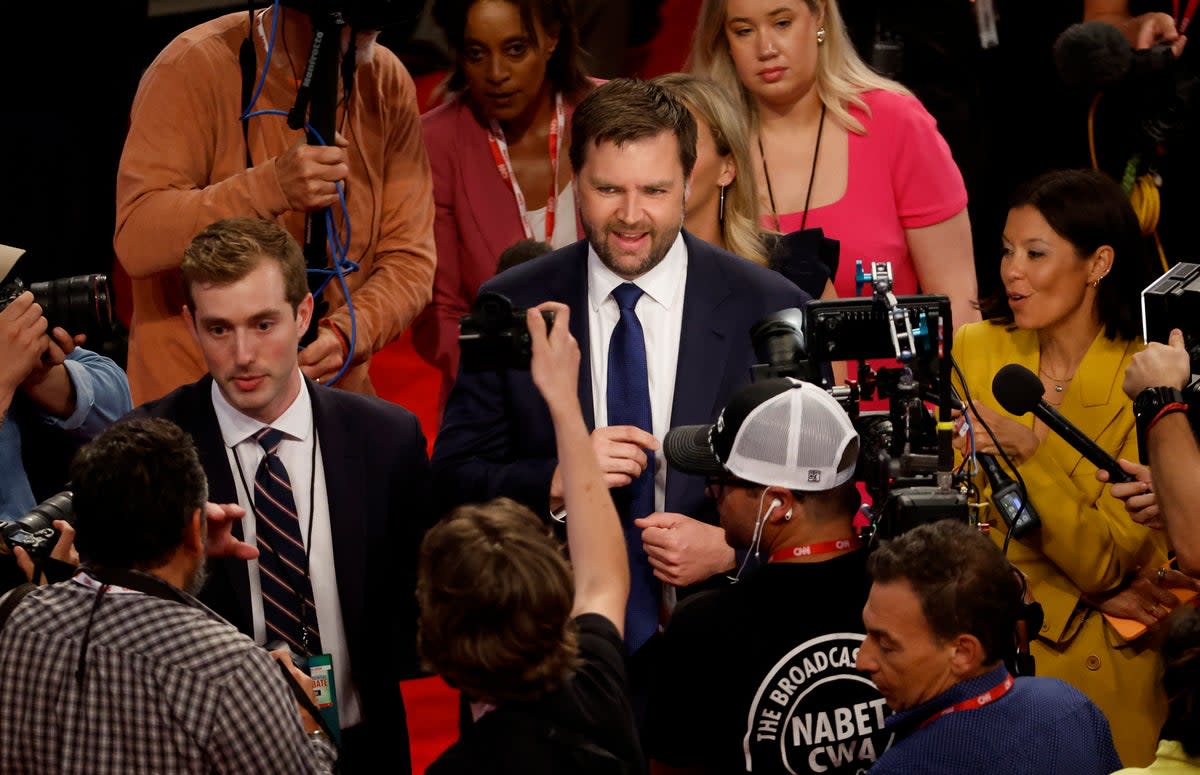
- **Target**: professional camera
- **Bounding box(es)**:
[1140,261,1200,428]
[749,262,967,543]
[0,274,117,342]
[0,491,73,560]
[1055,21,1199,155]
[458,291,555,372]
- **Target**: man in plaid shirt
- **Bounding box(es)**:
[0,417,336,774]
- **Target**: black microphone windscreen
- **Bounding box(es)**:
[1054,21,1133,90]
[992,364,1046,416]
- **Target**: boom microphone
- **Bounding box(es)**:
[1054,20,1177,92]
[991,363,1135,483]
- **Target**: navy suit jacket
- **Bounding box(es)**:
[431,231,811,554]
[132,376,432,771]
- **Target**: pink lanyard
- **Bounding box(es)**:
[486,92,564,242]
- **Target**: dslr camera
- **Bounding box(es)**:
[0,274,118,343]
[0,491,73,560]
[459,291,555,372]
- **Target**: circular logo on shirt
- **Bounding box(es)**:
[743,633,893,774]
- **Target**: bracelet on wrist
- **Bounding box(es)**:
[319,319,350,358]
[1148,402,1189,433]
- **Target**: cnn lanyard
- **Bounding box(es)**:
[769,536,861,563]
[486,91,564,242]
[918,671,1014,729]
[1176,0,1199,33]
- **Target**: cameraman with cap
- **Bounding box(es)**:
[643,377,887,774]
[0,269,131,587]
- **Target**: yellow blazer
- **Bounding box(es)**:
[952,321,1168,767]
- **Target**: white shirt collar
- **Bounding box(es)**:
[587,230,687,311]
[210,372,313,448]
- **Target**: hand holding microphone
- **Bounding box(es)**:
[992,364,1136,483]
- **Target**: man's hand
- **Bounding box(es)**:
[204,502,259,560]
[952,401,1039,464]
[1124,328,1191,398]
[269,648,324,735]
[12,519,78,584]
[548,424,660,507]
[298,326,346,384]
[0,291,50,396]
[275,132,351,213]
[635,512,736,587]
[1127,12,1187,55]
[1096,459,1160,528]
[528,302,579,415]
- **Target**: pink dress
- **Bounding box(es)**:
[766,89,967,299]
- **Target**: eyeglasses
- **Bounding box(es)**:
[704,477,756,502]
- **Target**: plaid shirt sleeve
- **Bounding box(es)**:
[207,647,337,774]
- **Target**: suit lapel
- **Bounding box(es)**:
[556,242,595,430]
[1055,333,1138,476]
[308,381,368,623]
[666,235,734,511]
[459,101,527,264]
[190,377,253,633]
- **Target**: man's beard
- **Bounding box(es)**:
[183,560,208,597]
[584,214,683,280]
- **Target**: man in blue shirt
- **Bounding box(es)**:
[1,289,131,546]
[857,520,1123,774]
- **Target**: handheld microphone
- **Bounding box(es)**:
[991,364,1135,483]
[977,453,1041,538]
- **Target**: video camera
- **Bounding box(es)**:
[459,291,555,372]
[749,262,967,543]
[0,491,73,561]
[1140,261,1200,427]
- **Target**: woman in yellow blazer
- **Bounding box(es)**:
[951,169,1167,766]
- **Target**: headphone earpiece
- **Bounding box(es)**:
[784,508,793,521]
[769,498,783,511]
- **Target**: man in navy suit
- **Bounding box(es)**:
[131,217,431,775]
[432,79,810,661]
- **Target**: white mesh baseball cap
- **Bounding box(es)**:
[664,378,858,491]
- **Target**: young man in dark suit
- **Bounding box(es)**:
[432,78,811,663]
[131,216,432,774]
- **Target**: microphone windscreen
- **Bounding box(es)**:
[992,364,1046,416]
[1054,21,1133,90]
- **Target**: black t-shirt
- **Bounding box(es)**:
[428,613,644,775]
[645,549,891,774]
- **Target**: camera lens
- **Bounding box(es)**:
[29,274,116,340]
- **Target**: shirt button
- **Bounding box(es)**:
[1085,655,1101,671]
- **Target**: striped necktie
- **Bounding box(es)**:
[253,427,322,655]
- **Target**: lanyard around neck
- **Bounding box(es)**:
[487,91,565,242]
[918,671,1014,729]
[769,536,861,563]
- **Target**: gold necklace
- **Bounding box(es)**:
[1038,364,1076,393]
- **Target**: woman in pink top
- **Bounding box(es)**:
[688,0,980,332]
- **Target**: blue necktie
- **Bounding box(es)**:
[253,428,322,655]
[607,282,659,652]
